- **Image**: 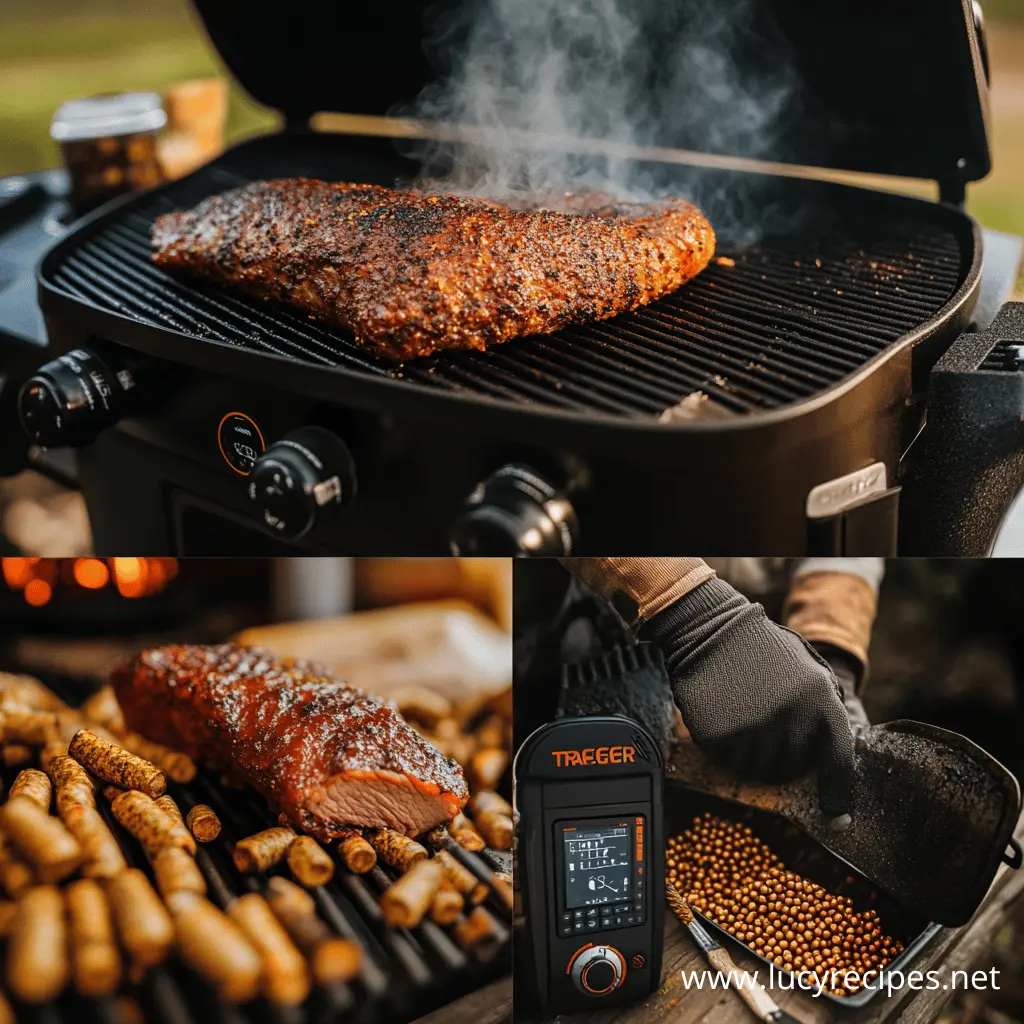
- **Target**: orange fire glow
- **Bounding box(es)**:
[1,557,178,607]
[23,579,52,607]
[73,558,110,590]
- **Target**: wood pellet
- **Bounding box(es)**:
[367,828,428,873]
[109,790,194,859]
[186,803,221,842]
[467,791,513,850]
[69,729,166,797]
[287,836,335,887]
[3,797,82,883]
[229,893,311,1006]
[667,814,906,997]
[336,831,376,873]
[379,858,443,928]
[6,885,70,1003]
[167,892,262,1003]
[449,811,486,852]
[66,879,121,997]
[106,868,174,970]
[233,827,296,873]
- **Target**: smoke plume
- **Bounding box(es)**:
[397,0,802,235]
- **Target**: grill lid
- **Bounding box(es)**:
[191,0,989,186]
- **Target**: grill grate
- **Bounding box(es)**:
[1,675,511,1024]
[46,170,967,418]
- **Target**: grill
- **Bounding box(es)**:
[25,133,990,556]
[3,674,512,1024]
[45,163,968,420]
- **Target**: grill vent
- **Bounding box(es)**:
[46,173,966,419]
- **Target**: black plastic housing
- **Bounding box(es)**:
[900,302,1024,554]
[33,132,983,554]
[515,716,665,1016]
[191,0,990,187]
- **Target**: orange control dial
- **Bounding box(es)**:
[567,943,627,996]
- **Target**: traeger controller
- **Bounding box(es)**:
[515,716,664,1014]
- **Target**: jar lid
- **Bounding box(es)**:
[51,92,167,142]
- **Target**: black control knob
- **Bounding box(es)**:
[19,346,143,448]
[247,426,357,540]
[569,945,626,996]
[450,464,579,556]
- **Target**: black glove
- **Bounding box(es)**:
[640,576,855,815]
[813,643,869,727]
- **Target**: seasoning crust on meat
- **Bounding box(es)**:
[112,644,468,839]
[151,179,716,362]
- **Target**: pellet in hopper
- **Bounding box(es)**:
[367,828,428,873]
[106,868,174,970]
[229,892,311,1006]
[167,892,262,1003]
[66,878,121,997]
[233,826,296,873]
[8,769,51,810]
[3,797,81,883]
[287,836,335,887]
[186,803,221,842]
[6,885,69,1003]
[379,857,443,928]
[69,729,166,797]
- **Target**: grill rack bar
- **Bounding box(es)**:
[0,681,511,1024]
[44,173,968,420]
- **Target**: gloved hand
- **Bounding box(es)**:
[813,643,869,727]
[639,575,855,816]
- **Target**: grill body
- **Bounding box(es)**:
[36,132,982,554]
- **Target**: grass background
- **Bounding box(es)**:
[1,0,1022,236]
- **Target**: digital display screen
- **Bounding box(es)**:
[563,824,634,908]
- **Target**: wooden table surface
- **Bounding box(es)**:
[434,813,1024,1024]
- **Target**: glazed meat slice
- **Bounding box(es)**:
[112,644,468,839]
[152,179,715,362]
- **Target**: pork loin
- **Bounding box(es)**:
[112,644,468,839]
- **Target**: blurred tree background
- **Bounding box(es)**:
[1,0,1023,236]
